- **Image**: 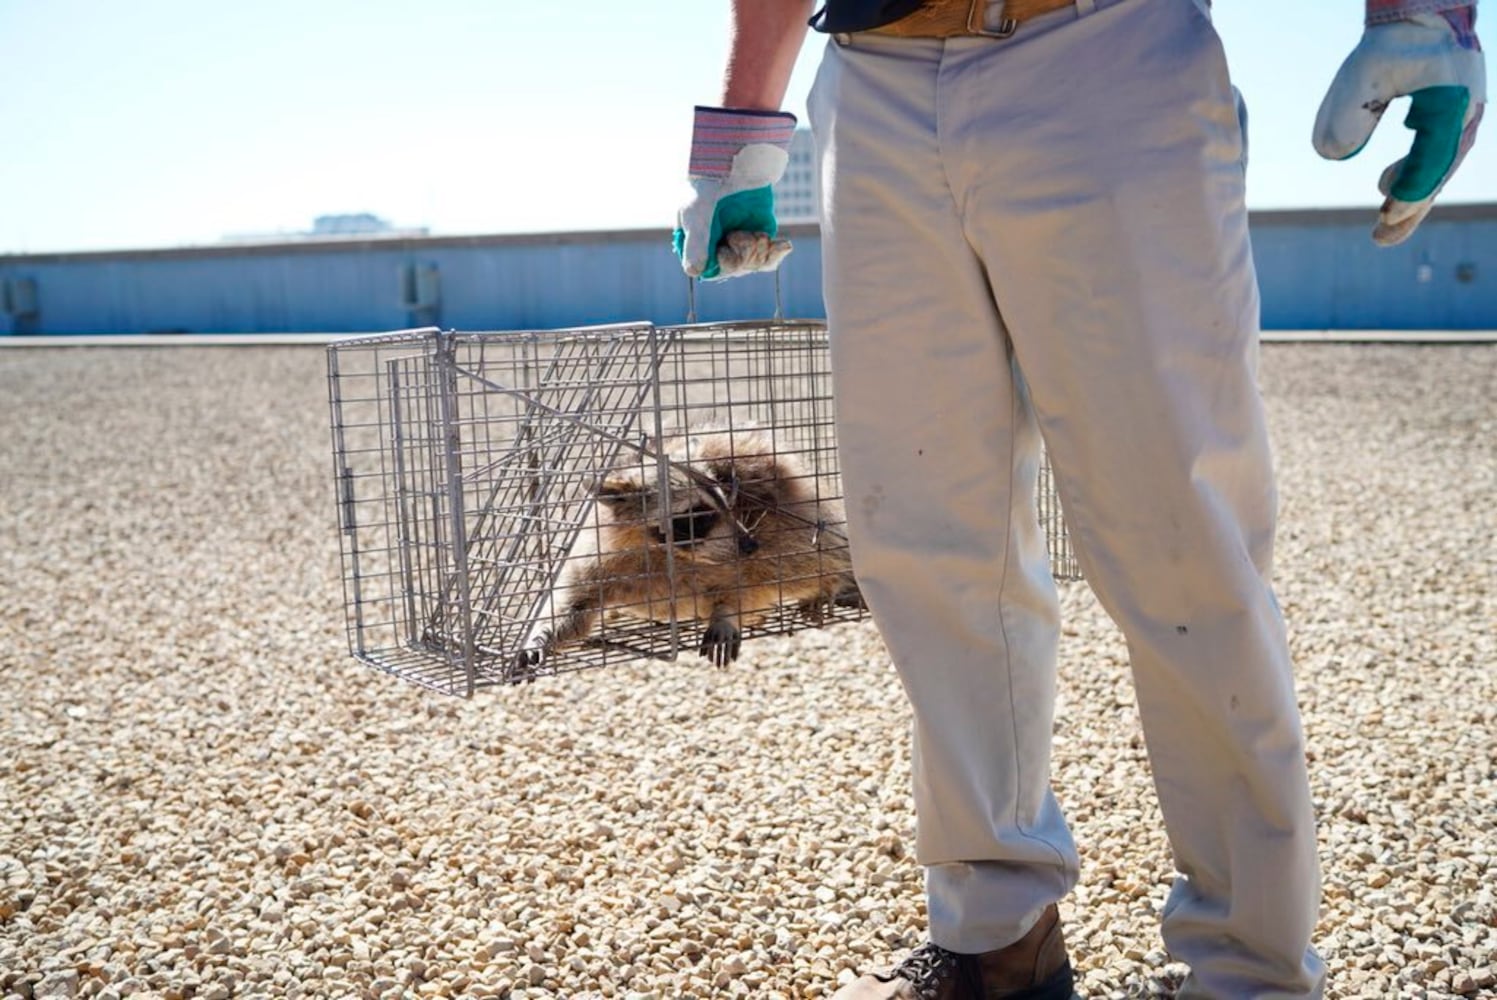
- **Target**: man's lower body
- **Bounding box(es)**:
[806,0,1325,996]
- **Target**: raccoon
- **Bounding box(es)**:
[511,424,860,676]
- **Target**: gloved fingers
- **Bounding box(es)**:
[690,187,787,281]
[1313,93,1387,164]
[1369,99,1482,245]
[1387,85,1473,201]
[1312,52,1400,162]
[714,231,794,279]
[674,181,722,278]
[1378,100,1485,199]
[1376,155,1407,199]
[1373,192,1435,247]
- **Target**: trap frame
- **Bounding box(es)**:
[327,321,1080,697]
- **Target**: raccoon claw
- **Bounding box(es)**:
[796,597,831,627]
[831,581,866,612]
[794,582,864,628]
[699,622,742,668]
[509,646,544,683]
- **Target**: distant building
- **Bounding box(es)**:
[221,213,428,245]
[773,129,821,224]
[311,213,398,236]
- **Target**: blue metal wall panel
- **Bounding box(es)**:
[1252,213,1496,329]
[0,235,831,335]
[2,207,1491,335]
[421,237,825,330]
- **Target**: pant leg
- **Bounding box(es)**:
[807,30,1078,955]
[931,0,1323,994]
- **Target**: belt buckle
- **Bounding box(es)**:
[966,0,1018,37]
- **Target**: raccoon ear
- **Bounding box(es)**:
[595,476,645,509]
[720,453,777,487]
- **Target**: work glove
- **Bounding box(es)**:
[1313,6,1486,246]
[674,105,798,281]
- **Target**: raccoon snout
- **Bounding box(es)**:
[737,534,760,556]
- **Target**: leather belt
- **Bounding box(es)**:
[869,0,1075,37]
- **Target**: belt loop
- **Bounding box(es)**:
[969,0,1018,38]
[1075,0,1097,14]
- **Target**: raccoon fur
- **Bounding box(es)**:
[512,423,860,675]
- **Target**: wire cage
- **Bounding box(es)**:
[327,322,1080,697]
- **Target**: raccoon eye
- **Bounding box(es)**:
[666,505,719,545]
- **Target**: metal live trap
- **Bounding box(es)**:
[327,321,1080,697]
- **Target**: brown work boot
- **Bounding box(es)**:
[830,904,1073,999]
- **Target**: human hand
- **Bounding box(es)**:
[1313,8,1486,246]
[674,105,798,280]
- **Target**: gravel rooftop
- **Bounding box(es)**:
[1,343,1493,1000]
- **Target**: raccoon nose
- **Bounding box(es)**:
[738,534,760,556]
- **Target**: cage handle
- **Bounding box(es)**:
[683,269,786,325]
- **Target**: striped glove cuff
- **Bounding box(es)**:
[1368,1,1480,51]
[688,106,798,179]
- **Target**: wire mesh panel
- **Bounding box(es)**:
[328,322,1079,696]
[1039,456,1082,582]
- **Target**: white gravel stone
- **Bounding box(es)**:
[0,344,1493,999]
[32,971,79,999]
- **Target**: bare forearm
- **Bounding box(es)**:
[722,0,815,110]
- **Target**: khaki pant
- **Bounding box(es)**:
[807,0,1324,995]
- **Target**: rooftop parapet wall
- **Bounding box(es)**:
[2,208,1494,333]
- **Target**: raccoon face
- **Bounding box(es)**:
[595,433,777,559]
[655,502,721,547]
[595,475,728,551]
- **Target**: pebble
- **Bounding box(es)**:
[0,344,1492,999]
[32,972,79,999]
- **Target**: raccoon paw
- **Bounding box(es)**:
[699,621,742,668]
[509,645,545,684]
[832,581,867,611]
[795,596,831,627]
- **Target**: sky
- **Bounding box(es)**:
[1,0,1493,254]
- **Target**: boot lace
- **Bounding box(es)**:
[890,942,967,998]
